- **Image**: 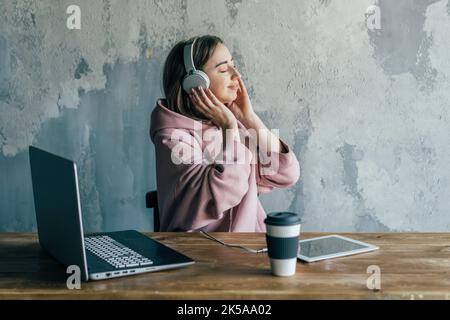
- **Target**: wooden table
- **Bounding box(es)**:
[1,232,450,299]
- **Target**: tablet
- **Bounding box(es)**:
[297,235,379,262]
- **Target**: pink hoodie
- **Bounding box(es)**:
[149,99,300,232]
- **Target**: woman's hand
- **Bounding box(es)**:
[227,76,256,128]
[190,87,238,130]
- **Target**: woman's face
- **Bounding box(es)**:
[202,43,241,106]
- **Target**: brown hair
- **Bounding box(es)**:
[162,35,223,121]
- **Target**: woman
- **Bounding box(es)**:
[150,35,300,232]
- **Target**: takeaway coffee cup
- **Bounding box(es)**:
[264,212,301,277]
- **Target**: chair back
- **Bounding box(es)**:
[145,191,160,232]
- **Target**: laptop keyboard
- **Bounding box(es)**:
[84,235,153,269]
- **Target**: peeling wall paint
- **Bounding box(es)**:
[1,0,450,232]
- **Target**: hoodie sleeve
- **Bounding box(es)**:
[256,138,301,195]
[153,128,253,230]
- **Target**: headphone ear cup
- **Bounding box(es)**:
[196,70,210,88]
[182,70,210,94]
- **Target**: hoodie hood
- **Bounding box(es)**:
[150,98,215,142]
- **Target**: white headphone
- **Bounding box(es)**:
[182,37,210,94]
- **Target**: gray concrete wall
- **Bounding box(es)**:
[1,0,449,232]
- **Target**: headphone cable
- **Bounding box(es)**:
[199,231,268,254]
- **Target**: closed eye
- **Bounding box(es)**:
[219,65,236,73]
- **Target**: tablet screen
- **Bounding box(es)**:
[299,235,373,259]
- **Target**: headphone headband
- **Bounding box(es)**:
[183,37,197,74]
[181,37,210,93]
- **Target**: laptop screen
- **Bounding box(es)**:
[29,146,89,281]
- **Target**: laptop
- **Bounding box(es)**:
[29,146,194,281]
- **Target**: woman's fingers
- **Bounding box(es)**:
[192,90,208,109]
[237,77,247,95]
[190,92,210,115]
[196,87,216,109]
[204,88,222,106]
